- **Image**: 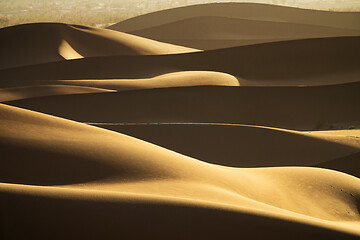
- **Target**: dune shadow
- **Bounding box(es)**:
[315,152,360,178]
[0,142,120,186]
[93,124,359,169]
[2,189,359,240]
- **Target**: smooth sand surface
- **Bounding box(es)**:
[1,3,360,239]
[0,23,198,69]
[127,16,360,49]
[0,85,114,102]
[0,71,239,91]
[56,71,240,90]
[1,37,358,87]
[88,123,360,170]
[1,104,360,239]
[108,3,360,50]
[316,152,360,179]
[108,3,360,32]
[7,83,360,131]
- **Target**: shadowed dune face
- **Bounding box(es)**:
[90,123,360,168]
[316,152,360,178]
[0,37,358,87]
[0,23,198,70]
[2,188,359,240]
[1,103,360,239]
[1,144,120,186]
[7,83,360,131]
[0,85,114,102]
[0,104,210,185]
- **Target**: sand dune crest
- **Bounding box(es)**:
[0,23,198,69]
[108,3,360,32]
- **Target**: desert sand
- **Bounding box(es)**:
[124,16,360,49]
[1,36,359,87]
[0,85,115,102]
[1,2,360,240]
[108,3,360,49]
[0,23,198,69]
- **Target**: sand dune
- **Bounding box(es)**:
[109,3,360,50]
[309,130,360,177]
[54,71,239,91]
[0,71,240,91]
[1,37,358,87]
[2,2,360,239]
[127,16,360,49]
[89,123,360,169]
[0,23,198,70]
[1,103,360,239]
[57,71,235,89]
[7,82,360,131]
[108,3,360,33]
[0,85,114,102]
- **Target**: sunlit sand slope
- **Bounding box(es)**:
[1,37,358,87]
[0,23,198,69]
[89,123,360,170]
[0,71,239,91]
[1,104,360,239]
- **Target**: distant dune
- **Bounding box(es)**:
[127,16,360,49]
[108,3,360,32]
[0,23,198,69]
[2,2,360,239]
[108,3,360,49]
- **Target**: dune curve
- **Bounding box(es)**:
[0,23,198,70]
[128,16,360,49]
[1,103,360,239]
[0,85,114,102]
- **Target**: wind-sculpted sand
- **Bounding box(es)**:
[0,23,198,69]
[108,3,360,49]
[1,2,360,240]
